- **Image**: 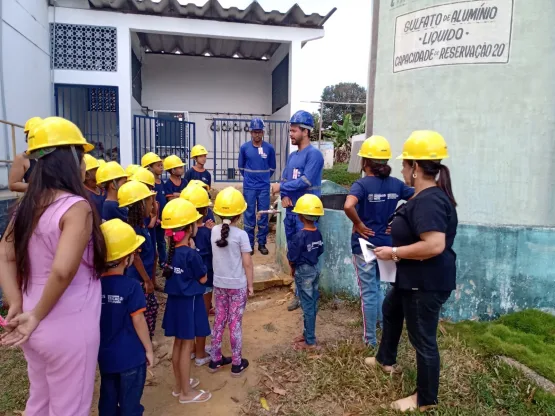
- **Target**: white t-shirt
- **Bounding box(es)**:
[211,225,252,289]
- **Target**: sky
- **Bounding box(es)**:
[185,0,373,109]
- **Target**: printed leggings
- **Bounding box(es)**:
[144,291,159,339]
[210,287,248,366]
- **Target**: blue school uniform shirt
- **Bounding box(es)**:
[165,245,207,296]
[349,176,414,254]
[163,177,188,199]
[99,274,147,374]
[280,145,324,210]
[102,199,128,222]
[87,188,105,218]
[126,227,156,281]
[184,168,212,188]
[287,228,324,267]
[238,141,276,190]
[205,207,215,222]
[193,225,213,286]
[154,180,166,218]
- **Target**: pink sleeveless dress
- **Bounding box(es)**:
[22,194,101,416]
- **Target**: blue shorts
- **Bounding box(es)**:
[162,294,210,340]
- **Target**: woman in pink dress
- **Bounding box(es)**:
[0,117,106,416]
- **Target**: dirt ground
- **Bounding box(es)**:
[87,241,356,416]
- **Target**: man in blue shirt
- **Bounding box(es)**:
[239,118,276,255]
[271,110,324,311]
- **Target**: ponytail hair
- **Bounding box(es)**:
[216,218,231,248]
[362,158,392,179]
[410,160,457,207]
[163,236,176,278]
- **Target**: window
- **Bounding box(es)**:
[272,55,289,113]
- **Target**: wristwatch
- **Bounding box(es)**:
[392,247,400,262]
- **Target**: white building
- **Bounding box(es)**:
[0,0,335,188]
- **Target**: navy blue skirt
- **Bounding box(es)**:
[162,295,210,340]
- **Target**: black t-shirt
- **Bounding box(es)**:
[391,187,458,291]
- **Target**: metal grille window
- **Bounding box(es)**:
[50,23,117,71]
[88,87,117,112]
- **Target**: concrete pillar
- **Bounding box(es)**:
[117,28,133,167]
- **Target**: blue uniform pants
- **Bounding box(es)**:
[295,263,320,345]
[155,225,167,266]
[244,188,270,247]
[98,363,146,416]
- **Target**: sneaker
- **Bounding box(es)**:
[258,245,269,255]
[195,356,211,367]
[231,359,249,377]
[287,297,301,312]
[208,356,232,373]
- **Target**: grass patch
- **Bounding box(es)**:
[448,310,555,382]
[322,163,359,187]
[0,346,29,413]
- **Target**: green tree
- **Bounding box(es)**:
[321,82,367,128]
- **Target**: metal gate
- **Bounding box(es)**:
[212,118,289,182]
[133,115,196,168]
[54,84,120,161]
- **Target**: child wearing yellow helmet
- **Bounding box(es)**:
[83,154,105,218]
[97,161,129,221]
[8,117,42,193]
[160,198,212,404]
[185,145,211,189]
[118,181,159,340]
[142,152,168,276]
[289,194,325,351]
[209,187,253,377]
[163,155,187,200]
[98,219,154,415]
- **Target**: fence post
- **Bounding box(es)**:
[10,125,16,161]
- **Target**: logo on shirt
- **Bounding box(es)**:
[258,147,267,159]
[292,168,301,179]
[102,294,124,304]
[173,267,184,274]
[367,193,386,202]
[387,193,399,200]
[306,240,323,252]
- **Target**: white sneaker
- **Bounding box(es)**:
[190,353,196,360]
[195,356,211,367]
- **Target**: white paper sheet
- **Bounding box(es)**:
[358,238,397,283]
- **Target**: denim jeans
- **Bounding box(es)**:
[99,363,147,416]
[376,287,451,407]
[244,188,271,247]
[353,254,384,347]
[295,263,320,345]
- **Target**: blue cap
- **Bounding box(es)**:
[290,110,314,130]
[249,118,265,131]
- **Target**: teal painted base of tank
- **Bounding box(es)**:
[276,205,555,321]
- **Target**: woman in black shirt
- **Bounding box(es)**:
[370,130,458,412]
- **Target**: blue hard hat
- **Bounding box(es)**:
[249,118,265,131]
[290,110,314,130]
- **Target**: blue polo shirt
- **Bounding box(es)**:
[126,227,156,281]
[205,207,215,222]
[185,168,212,188]
[102,199,128,222]
[99,274,146,374]
[281,145,324,210]
[238,141,276,190]
[163,177,188,199]
[165,246,206,296]
[87,188,105,219]
[193,225,213,287]
[349,176,414,254]
[154,180,166,219]
[287,228,324,267]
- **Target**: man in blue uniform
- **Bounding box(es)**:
[239,118,276,255]
[271,110,324,311]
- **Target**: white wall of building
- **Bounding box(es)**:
[0,0,51,189]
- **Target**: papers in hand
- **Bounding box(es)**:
[358,238,397,283]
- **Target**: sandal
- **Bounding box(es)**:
[292,334,305,343]
[390,394,418,412]
[172,378,200,396]
[365,357,402,375]
[292,342,321,351]
[179,390,212,404]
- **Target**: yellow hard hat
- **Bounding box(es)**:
[84,154,100,171]
[191,145,208,158]
[131,166,155,187]
[101,219,145,262]
[97,158,106,166]
[292,194,325,217]
[213,186,247,217]
[163,155,185,171]
[96,161,128,185]
[397,130,449,160]
[141,152,162,167]
[186,179,209,190]
[26,117,94,155]
[180,184,211,208]
[117,180,156,208]
[161,198,202,229]
[24,117,42,134]
[125,164,140,176]
[358,136,391,160]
